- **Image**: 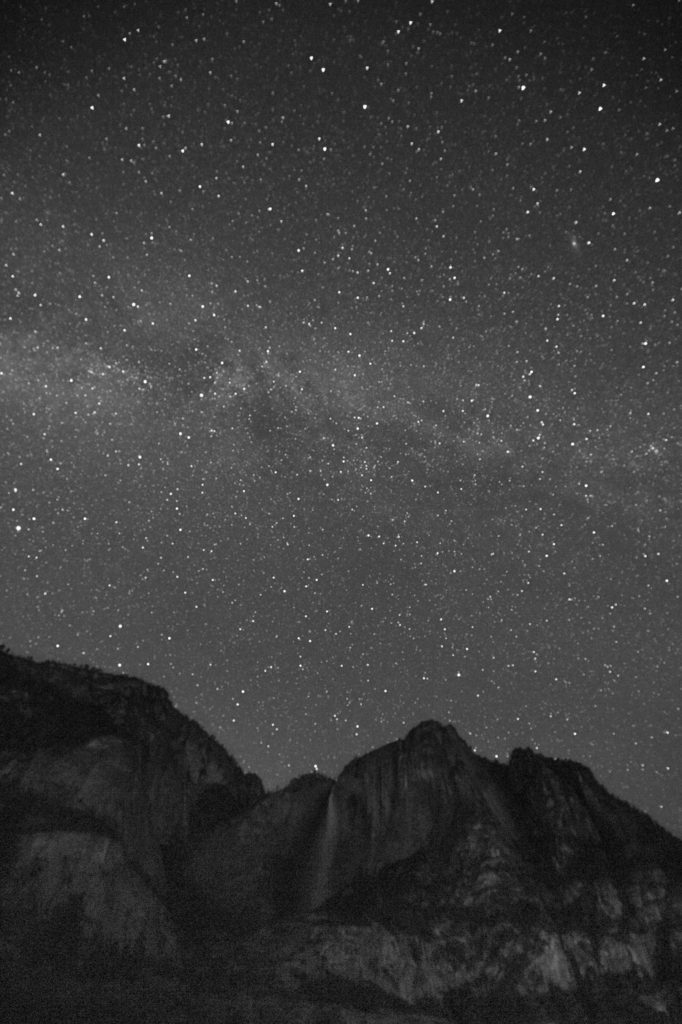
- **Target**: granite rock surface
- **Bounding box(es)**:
[1,649,680,1023]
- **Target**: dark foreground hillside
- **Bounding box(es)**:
[1,648,680,1023]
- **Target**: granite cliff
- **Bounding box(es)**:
[0,648,262,964]
[1,648,680,1023]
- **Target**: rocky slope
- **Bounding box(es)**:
[1,648,680,1023]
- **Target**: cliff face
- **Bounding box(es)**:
[309,720,518,901]
[0,649,263,961]
[189,719,682,1021]
[1,650,681,1024]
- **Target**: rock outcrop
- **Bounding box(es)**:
[188,718,682,1021]
[0,648,263,962]
[1,648,680,1023]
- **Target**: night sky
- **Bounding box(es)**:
[1,1,680,835]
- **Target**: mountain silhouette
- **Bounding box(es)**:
[1,647,680,1023]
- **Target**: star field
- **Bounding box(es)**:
[1,1,680,834]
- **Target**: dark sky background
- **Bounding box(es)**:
[1,0,680,834]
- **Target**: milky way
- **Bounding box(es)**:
[1,0,680,834]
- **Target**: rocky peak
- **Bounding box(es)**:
[2,654,681,1023]
[336,718,479,804]
[304,720,513,908]
[507,745,678,875]
[403,718,468,748]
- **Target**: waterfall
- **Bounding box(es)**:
[308,787,339,910]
